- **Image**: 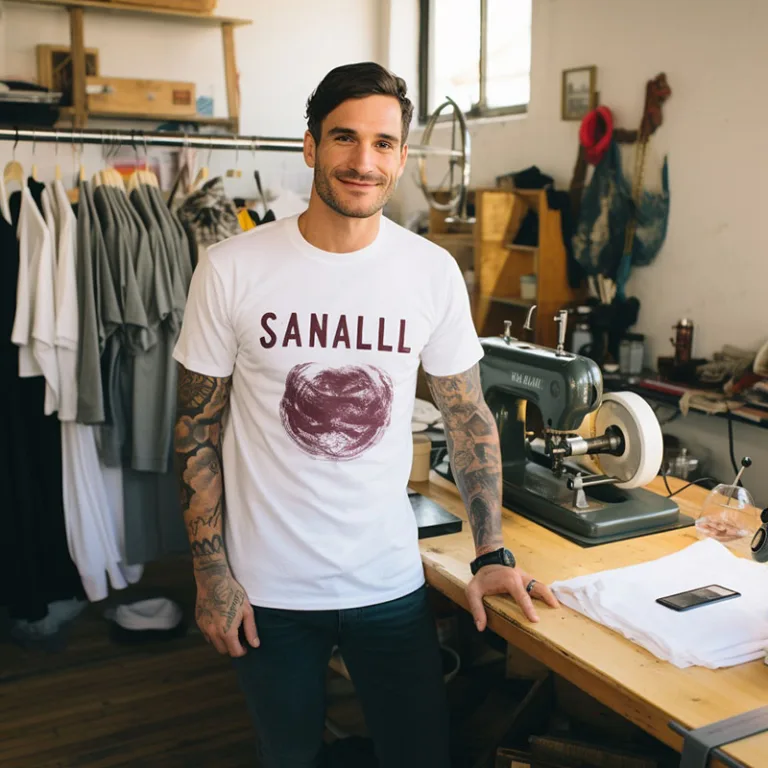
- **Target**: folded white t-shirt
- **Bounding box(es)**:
[552,539,768,669]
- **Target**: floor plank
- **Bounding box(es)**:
[0,555,258,768]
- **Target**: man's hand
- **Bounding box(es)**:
[466,564,559,629]
[194,559,260,657]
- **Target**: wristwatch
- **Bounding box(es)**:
[470,547,516,575]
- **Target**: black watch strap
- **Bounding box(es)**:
[470,547,515,575]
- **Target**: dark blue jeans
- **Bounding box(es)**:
[232,584,451,768]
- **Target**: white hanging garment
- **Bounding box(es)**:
[50,182,143,601]
[0,173,11,224]
[11,186,47,378]
[38,187,61,414]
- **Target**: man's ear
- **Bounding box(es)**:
[397,143,409,181]
[303,130,316,169]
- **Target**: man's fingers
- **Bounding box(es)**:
[224,628,247,658]
[208,632,228,655]
[534,582,560,609]
[466,583,488,632]
[242,603,260,648]
[511,579,539,623]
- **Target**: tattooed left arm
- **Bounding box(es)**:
[425,364,503,557]
[426,364,559,626]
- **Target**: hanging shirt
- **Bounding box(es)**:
[75,180,120,425]
[173,214,484,611]
[52,181,79,422]
[126,184,174,472]
[0,175,11,224]
[11,185,49,379]
[39,186,61,415]
[176,176,242,252]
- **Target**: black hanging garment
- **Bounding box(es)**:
[0,184,83,622]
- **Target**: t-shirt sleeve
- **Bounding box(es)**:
[420,255,484,378]
[172,251,237,377]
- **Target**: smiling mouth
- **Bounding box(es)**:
[337,178,380,188]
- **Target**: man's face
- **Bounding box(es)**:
[304,95,408,219]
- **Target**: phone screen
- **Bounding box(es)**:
[656,585,741,612]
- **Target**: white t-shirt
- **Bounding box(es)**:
[173,214,483,610]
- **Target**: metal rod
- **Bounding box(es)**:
[0,126,462,158]
[667,721,747,768]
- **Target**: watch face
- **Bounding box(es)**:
[502,549,515,567]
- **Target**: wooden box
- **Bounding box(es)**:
[102,0,218,13]
[86,76,196,117]
[37,44,100,94]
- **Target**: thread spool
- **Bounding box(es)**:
[410,434,432,483]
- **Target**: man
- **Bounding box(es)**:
[173,61,558,768]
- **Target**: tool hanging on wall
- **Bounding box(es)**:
[616,73,672,296]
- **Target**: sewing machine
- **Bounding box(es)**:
[479,307,694,546]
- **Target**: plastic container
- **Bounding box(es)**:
[409,434,432,483]
[520,274,537,300]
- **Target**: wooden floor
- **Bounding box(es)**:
[0,555,259,768]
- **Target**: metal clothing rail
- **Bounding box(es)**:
[0,126,463,158]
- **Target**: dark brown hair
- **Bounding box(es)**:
[305,62,414,145]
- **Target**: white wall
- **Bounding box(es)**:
[0,0,380,193]
[391,0,768,365]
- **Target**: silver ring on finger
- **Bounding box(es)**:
[525,579,537,594]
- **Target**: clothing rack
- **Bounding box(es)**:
[0,126,463,158]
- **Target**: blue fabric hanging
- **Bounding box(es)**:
[572,139,670,298]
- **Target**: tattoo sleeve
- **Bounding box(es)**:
[426,364,504,556]
[174,365,232,579]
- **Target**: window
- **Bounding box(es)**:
[419,0,532,121]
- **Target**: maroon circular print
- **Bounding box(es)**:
[280,363,394,460]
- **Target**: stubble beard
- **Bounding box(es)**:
[313,163,396,219]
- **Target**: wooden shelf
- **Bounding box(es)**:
[58,106,236,128]
[489,296,536,308]
[6,0,252,26]
[474,188,585,348]
[505,243,538,253]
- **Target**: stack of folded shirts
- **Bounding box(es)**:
[551,539,768,669]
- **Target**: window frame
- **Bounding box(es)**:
[418,0,530,124]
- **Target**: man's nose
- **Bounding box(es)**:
[348,143,376,175]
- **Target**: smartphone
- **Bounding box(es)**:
[656,585,741,612]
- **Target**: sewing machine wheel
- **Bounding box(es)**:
[591,392,664,489]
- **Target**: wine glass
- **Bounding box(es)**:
[694,458,759,552]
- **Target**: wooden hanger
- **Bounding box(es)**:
[54,130,62,182]
[30,130,38,181]
[225,135,242,179]
[192,146,213,191]
[3,129,24,187]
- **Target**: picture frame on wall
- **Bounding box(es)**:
[561,65,596,121]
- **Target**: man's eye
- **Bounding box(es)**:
[377,142,392,150]
[336,135,353,142]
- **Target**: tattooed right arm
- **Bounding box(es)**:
[174,366,231,571]
[174,365,258,655]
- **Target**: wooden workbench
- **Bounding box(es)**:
[414,473,768,768]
